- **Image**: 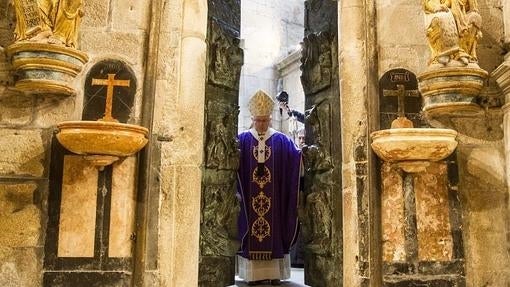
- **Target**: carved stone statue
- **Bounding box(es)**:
[423,0,482,66]
[13,0,84,48]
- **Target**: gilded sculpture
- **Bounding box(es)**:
[423,0,482,66]
[13,0,83,48]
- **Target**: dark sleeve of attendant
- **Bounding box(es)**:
[288,110,305,123]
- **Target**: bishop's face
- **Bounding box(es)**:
[252,116,271,133]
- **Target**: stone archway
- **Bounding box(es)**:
[130,0,381,286]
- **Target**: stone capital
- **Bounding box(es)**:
[492,60,510,106]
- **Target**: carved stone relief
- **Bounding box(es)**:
[302,100,334,251]
[205,101,239,170]
[207,19,243,90]
[200,182,239,256]
[199,3,242,284]
[200,101,240,287]
[423,0,481,66]
[301,31,332,95]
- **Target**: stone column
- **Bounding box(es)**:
[504,1,510,47]
[339,0,380,286]
[493,60,510,287]
[494,64,510,193]
[149,0,208,286]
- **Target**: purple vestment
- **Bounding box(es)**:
[237,128,301,260]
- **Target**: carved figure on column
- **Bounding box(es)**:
[13,0,84,48]
[206,118,228,169]
[304,103,332,172]
[301,31,332,95]
[208,20,243,90]
[423,0,482,66]
[304,184,332,254]
[201,184,240,256]
[205,103,240,170]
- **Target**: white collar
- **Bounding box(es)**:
[249,127,276,143]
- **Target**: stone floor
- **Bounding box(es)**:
[230,268,309,287]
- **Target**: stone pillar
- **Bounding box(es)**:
[491,61,510,287]
[301,1,342,286]
[504,1,510,47]
[149,0,208,286]
[198,0,242,286]
[339,0,380,286]
[494,63,510,193]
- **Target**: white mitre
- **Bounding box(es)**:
[248,90,275,117]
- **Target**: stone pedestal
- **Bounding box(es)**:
[418,67,488,118]
[371,125,463,286]
[6,43,88,96]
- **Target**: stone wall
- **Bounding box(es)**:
[373,0,509,286]
[275,48,305,141]
[238,0,304,132]
[0,0,152,284]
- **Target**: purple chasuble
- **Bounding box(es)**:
[237,129,301,260]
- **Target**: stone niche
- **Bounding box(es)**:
[44,59,143,286]
[375,69,465,287]
[56,59,148,170]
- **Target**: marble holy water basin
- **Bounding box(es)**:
[56,120,148,168]
[371,128,458,166]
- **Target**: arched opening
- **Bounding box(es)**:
[199,0,344,286]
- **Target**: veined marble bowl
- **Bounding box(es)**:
[56,120,148,158]
[370,128,458,163]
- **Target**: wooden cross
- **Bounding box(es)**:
[91,74,130,122]
[382,84,419,117]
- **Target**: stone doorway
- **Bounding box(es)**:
[198,1,344,286]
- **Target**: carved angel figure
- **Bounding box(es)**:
[423,0,482,65]
[13,0,84,48]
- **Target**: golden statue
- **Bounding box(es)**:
[423,0,482,65]
[13,0,84,48]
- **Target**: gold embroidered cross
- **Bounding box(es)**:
[92,74,130,122]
